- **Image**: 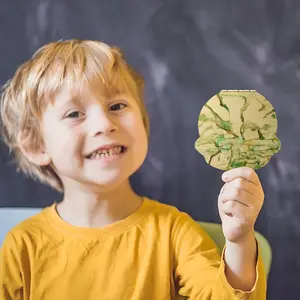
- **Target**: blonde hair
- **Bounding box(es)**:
[0,39,149,192]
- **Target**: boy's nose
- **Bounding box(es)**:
[88,112,118,136]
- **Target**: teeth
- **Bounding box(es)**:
[89,146,123,159]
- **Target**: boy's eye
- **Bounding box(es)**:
[66,111,83,119]
[109,103,127,111]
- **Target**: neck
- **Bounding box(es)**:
[56,180,143,228]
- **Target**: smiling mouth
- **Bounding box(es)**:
[86,146,127,160]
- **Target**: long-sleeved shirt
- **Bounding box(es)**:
[0,197,266,299]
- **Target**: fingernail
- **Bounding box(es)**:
[222,173,228,181]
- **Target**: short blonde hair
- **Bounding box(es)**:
[0,39,150,192]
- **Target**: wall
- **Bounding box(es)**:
[1,1,299,298]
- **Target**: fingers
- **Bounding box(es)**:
[219,169,264,242]
[222,167,261,187]
[218,177,264,220]
[221,200,249,219]
[222,177,261,196]
[219,185,252,207]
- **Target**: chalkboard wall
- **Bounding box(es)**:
[1,1,299,299]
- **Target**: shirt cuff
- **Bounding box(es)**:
[219,239,267,298]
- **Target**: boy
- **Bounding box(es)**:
[0,40,266,299]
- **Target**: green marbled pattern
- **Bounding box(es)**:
[195,90,281,170]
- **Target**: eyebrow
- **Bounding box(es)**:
[55,92,135,110]
[110,93,135,101]
[54,94,83,108]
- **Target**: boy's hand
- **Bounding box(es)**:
[218,167,264,243]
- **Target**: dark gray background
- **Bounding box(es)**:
[0,0,299,299]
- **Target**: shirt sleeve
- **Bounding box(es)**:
[0,231,25,300]
[172,212,267,300]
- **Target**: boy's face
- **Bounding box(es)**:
[38,83,148,191]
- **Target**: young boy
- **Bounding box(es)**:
[0,40,266,299]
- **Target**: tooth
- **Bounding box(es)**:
[88,146,123,159]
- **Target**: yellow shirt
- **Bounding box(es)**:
[0,198,266,300]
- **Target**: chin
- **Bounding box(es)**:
[87,171,132,190]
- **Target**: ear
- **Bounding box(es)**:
[17,131,52,166]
